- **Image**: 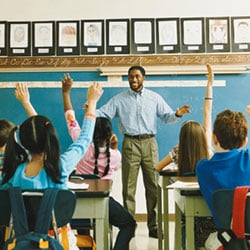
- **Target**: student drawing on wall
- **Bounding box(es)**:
[234,20,250,43]
[10,24,28,47]
[59,23,77,47]
[183,20,202,45]
[158,20,178,45]
[109,23,127,46]
[134,21,152,44]
[84,23,101,46]
[35,24,53,47]
[209,19,228,44]
[0,24,5,48]
[14,26,25,42]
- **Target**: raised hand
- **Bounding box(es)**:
[61,73,73,94]
[176,105,191,117]
[206,63,214,87]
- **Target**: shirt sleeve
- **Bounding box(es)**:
[96,97,117,119]
[60,116,95,181]
[65,109,81,142]
[111,148,122,171]
[156,94,180,124]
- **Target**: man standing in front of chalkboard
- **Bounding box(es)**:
[96,65,190,238]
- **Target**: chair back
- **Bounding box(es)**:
[0,189,76,230]
[212,188,250,232]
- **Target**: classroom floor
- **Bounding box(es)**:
[113,221,175,250]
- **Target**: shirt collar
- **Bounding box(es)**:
[129,87,145,96]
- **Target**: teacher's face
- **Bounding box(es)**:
[128,69,145,92]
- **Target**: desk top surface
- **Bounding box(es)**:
[170,176,197,182]
[69,179,113,198]
[159,170,177,177]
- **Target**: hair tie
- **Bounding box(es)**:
[45,121,50,126]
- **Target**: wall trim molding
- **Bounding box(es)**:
[0,80,226,88]
[0,54,250,74]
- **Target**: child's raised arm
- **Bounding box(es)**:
[15,82,37,117]
[86,82,103,116]
[61,73,74,112]
[203,63,214,148]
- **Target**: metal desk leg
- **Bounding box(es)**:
[95,198,109,250]
[157,182,163,250]
[158,175,172,250]
[163,177,170,250]
[185,215,195,250]
[174,203,182,250]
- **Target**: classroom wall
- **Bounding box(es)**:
[1,0,250,214]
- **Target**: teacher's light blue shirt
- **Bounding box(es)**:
[96,88,180,135]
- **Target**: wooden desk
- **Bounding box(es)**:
[170,177,211,250]
[157,170,177,250]
[71,179,112,250]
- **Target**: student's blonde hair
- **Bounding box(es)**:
[178,120,209,176]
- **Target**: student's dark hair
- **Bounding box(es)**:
[213,109,248,150]
[178,120,209,176]
[1,115,62,184]
[93,117,112,177]
[0,120,14,147]
[128,65,146,76]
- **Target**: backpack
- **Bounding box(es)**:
[217,186,250,250]
[4,187,63,250]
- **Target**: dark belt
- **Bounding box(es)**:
[124,134,154,140]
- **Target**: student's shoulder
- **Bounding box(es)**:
[196,158,210,172]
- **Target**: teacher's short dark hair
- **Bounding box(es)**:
[128,65,146,76]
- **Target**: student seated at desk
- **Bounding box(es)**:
[1,80,103,189]
[155,63,213,175]
[155,63,216,249]
[196,109,250,249]
[62,74,136,250]
[197,109,250,225]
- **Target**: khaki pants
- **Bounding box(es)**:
[121,136,159,231]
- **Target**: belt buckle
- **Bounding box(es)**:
[139,134,149,139]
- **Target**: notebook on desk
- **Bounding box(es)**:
[67,181,89,190]
[166,180,199,190]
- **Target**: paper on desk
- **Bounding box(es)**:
[162,162,178,172]
[166,181,199,190]
[67,181,89,190]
